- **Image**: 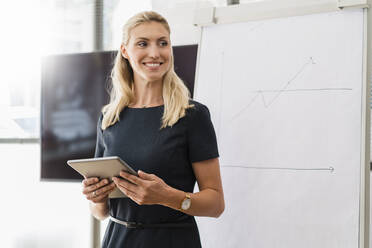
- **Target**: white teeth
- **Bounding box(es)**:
[145,63,161,67]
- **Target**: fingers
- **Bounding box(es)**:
[115,181,137,196]
[124,190,142,205]
[119,171,143,185]
[89,187,115,203]
[82,178,110,195]
[94,182,116,196]
[137,170,155,180]
[112,177,141,200]
[82,177,99,187]
[114,181,142,205]
[112,177,138,193]
[86,182,116,202]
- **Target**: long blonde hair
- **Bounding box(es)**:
[101,11,193,130]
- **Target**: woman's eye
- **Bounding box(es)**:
[138,41,147,47]
[159,41,168,46]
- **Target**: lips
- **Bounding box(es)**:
[142,62,163,69]
[143,62,163,65]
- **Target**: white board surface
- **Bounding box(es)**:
[194,9,364,248]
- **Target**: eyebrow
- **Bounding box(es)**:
[135,36,168,41]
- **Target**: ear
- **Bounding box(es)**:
[120,44,129,59]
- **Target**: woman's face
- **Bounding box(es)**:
[121,21,172,83]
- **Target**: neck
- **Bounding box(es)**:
[130,78,164,108]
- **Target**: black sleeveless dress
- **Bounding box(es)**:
[94,100,219,248]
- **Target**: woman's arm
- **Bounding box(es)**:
[89,201,110,220]
[83,177,116,220]
[163,157,225,218]
[113,157,225,218]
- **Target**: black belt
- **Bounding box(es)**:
[109,215,194,229]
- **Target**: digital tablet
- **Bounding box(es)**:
[67,156,138,198]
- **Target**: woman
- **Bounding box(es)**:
[82,11,224,248]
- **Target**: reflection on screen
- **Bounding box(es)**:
[41,51,113,180]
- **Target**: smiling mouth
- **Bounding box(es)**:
[143,62,163,68]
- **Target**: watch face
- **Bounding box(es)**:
[182,198,191,210]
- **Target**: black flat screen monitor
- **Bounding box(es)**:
[41,45,198,181]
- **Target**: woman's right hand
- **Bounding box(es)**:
[82,177,116,203]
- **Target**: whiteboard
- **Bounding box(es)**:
[194,9,365,248]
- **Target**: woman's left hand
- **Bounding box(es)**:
[112,170,170,205]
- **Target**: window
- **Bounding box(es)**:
[0,0,95,140]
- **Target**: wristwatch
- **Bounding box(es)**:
[180,193,192,210]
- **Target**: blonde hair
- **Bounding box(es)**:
[101,11,193,130]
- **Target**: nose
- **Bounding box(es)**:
[148,44,160,59]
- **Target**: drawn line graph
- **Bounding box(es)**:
[254,56,316,107]
[228,57,352,122]
[221,165,334,172]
